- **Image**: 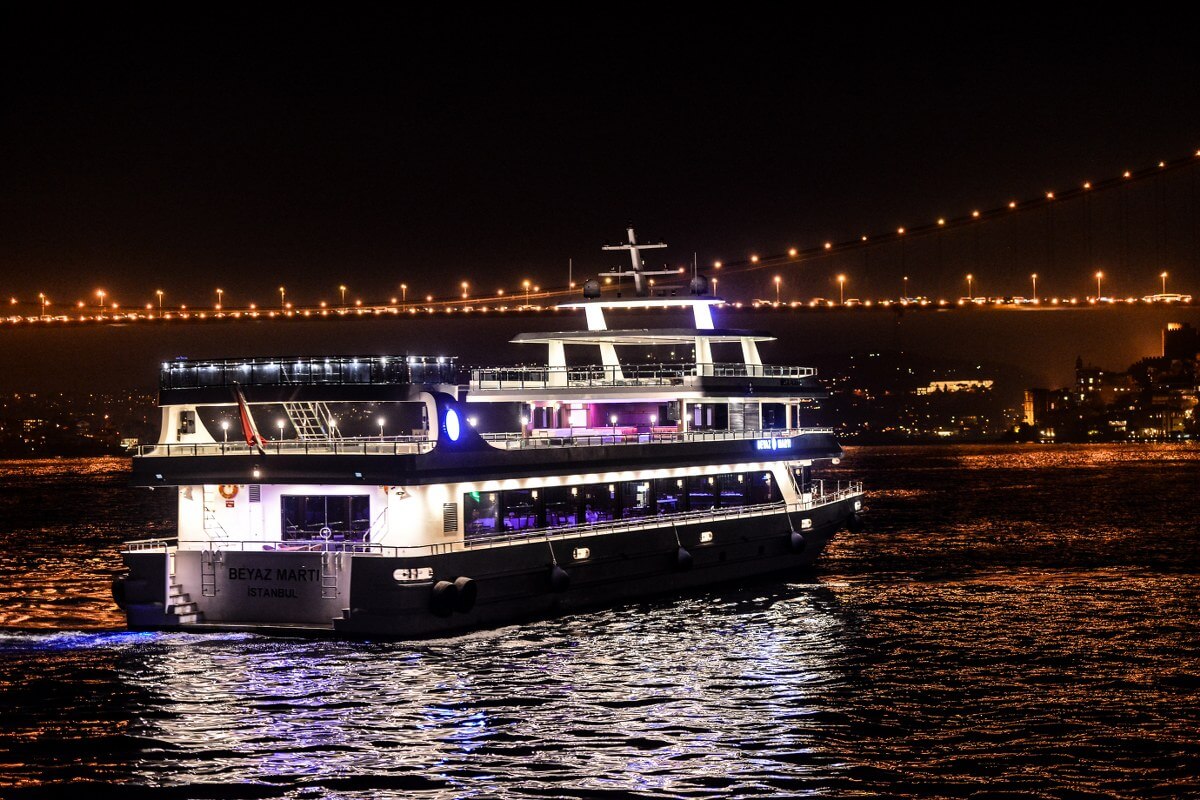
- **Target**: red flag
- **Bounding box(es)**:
[233,383,268,454]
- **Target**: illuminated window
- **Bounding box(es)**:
[281,495,370,542]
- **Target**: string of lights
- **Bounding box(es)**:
[3,147,1197,321]
[712,147,1200,276]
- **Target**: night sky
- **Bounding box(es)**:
[2,18,1199,389]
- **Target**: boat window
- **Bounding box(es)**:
[654,477,685,514]
[762,403,787,429]
[502,489,538,532]
[579,484,615,524]
[688,475,717,510]
[620,480,653,518]
[544,485,578,528]
[716,473,747,507]
[281,495,370,542]
[465,491,499,535]
[746,471,781,505]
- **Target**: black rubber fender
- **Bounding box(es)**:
[676,546,694,571]
[549,565,571,593]
[452,576,477,613]
[429,580,458,617]
[789,531,807,552]
[111,577,128,610]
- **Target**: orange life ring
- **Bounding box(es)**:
[218,484,239,499]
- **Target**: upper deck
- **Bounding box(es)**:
[466,296,822,401]
[158,355,458,404]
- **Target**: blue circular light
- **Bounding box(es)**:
[445,408,461,442]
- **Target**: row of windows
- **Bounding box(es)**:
[464,471,782,538]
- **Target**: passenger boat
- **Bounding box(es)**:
[113,229,865,637]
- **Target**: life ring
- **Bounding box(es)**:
[218,484,239,500]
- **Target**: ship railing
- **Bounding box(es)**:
[470,362,816,390]
[478,427,833,449]
[132,436,435,458]
[132,429,836,456]
[123,536,179,552]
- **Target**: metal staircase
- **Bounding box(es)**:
[283,401,340,440]
[166,581,204,624]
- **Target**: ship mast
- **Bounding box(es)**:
[601,226,677,296]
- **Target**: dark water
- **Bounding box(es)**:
[1,445,1198,798]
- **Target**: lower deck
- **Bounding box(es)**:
[117,494,863,638]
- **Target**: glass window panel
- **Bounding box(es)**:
[654,477,685,515]
[762,403,787,429]
[747,471,780,504]
[620,480,653,519]
[502,488,538,532]
[544,485,578,528]
[688,475,717,510]
[465,491,499,536]
[281,495,370,542]
[579,483,615,524]
[717,473,747,507]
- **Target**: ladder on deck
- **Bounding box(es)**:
[200,550,219,597]
[320,552,340,599]
[200,486,231,542]
[283,401,339,440]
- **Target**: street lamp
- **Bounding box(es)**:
[1095,270,1103,299]
[38,293,46,318]
[276,419,286,438]
[96,289,106,313]
[220,420,229,444]
[773,275,781,304]
[837,274,846,305]
[216,288,223,310]
[461,281,469,300]
[966,274,974,300]
[523,279,531,307]
[400,283,407,308]
[339,285,347,308]
[902,276,909,300]
[156,289,164,317]
[377,417,386,440]
[279,286,286,310]
[1031,273,1038,302]
[712,277,718,295]
[1161,271,1168,295]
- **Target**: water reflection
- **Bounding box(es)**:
[90,586,847,795]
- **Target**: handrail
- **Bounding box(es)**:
[478,428,834,450]
[470,361,816,390]
[133,428,834,457]
[132,437,436,458]
[121,482,864,557]
[124,536,178,552]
